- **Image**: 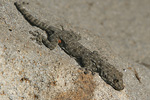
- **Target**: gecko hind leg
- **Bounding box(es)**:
[29,30,58,50]
[29,30,43,45]
[60,25,81,41]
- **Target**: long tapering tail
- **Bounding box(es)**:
[14,2,59,33]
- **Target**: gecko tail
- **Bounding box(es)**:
[14,2,50,31]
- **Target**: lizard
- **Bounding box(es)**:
[14,1,124,91]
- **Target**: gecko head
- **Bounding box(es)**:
[100,68,124,91]
[111,72,124,91]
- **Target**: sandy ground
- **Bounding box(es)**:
[0,0,150,100]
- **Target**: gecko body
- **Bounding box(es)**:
[14,2,124,90]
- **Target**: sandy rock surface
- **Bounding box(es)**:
[0,0,150,100]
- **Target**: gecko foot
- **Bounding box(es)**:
[84,70,95,75]
[79,68,95,75]
[79,68,89,74]
[29,30,43,45]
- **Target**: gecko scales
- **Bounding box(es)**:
[14,1,124,90]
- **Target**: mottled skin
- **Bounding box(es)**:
[14,1,124,90]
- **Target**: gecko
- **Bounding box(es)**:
[14,1,124,90]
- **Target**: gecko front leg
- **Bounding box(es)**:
[81,56,98,75]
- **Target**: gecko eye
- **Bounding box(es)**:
[113,79,119,83]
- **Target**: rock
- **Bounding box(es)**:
[0,0,150,100]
